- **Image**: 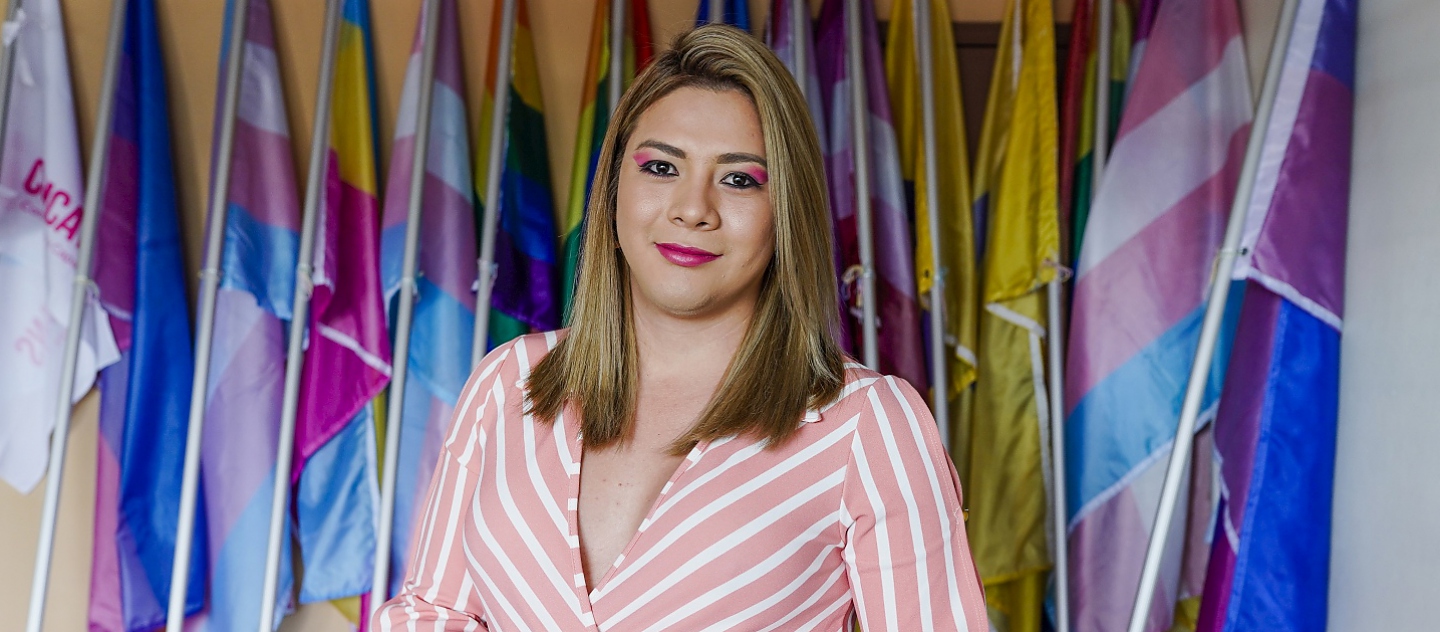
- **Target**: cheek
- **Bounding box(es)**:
[727,202,777,270]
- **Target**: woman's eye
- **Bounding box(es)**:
[721,172,760,189]
[640,160,677,177]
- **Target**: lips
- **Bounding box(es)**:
[655,242,721,267]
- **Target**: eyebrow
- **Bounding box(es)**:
[634,139,767,169]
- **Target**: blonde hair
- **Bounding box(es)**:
[526,24,844,452]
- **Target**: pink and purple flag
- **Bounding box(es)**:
[1196,0,1356,629]
[814,0,927,392]
[194,0,302,627]
[294,0,392,606]
[379,0,478,596]
[87,1,206,629]
[1063,0,1253,628]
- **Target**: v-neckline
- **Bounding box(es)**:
[563,410,708,609]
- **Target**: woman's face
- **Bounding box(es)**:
[616,86,775,320]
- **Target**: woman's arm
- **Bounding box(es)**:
[372,343,518,631]
[840,377,989,631]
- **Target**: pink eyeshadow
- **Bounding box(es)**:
[738,166,769,184]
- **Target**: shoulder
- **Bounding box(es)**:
[450,331,567,438]
[811,361,929,428]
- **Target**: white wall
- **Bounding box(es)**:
[1329,0,1440,629]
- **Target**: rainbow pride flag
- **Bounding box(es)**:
[815,0,928,392]
[966,1,1060,628]
[476,0,560,349]
[294,0,392,607]
[1197,0,1356,628]
[1058,0,1132,259]
[1064,0,1253,628]
[193,0,301,628]
[87,1,205,628]
[696,0,751,29]
[563,0,652,320]
[379,0,477,596]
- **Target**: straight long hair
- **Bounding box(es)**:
[526,25,844,453]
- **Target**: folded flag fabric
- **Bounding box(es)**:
[193,0,302,628]
[1064,0,1253,628]
[379,0,478,596]
[563,0,652,321]
[696,0,751,29]
[0,0,119,494]
[815,0,928,393]
[886,0,977,404]
[475,0,561,350]
[966,0,1060,629]
[294,0,392,607]
[1197,0,1357,629]
[87,1,205,628]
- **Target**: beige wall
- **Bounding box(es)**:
[0,0,1294,630]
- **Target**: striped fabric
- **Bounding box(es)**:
[1197,0,1356,629]
[1063,0,1253,629]
[194,0,301,628]
[375,333,988,631]
[295,0,392,607]
[563,0,652,321]
[88,1,204,628]
[476,0,561,349]
[966,1,1060,629]
[379,0,478,597]
[815,0,928,393]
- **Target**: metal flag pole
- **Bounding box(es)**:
[709,0,723,24]
[0,0,23,160]
[1092,0,1113,194]
[23,1,127,631]
[167,0,252,628]
[255,0,343,628]
[471,0,517,367]
[844,0,878,369]
[1124,0,1301,629]
[912,0,949,445]
[609,0,624,111]
[791,0,807,101]
[371,0,443,616]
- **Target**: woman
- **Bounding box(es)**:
[376,25,987,631]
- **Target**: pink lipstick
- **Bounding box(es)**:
[656,242,721,267]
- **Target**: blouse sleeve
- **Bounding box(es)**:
[840,376,989,631]
[372,342,518,631]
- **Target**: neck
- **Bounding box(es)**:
[630,294,756,384]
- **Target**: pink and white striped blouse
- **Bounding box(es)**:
[375,332,988,631]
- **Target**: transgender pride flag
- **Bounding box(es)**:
[815,0,927,392]
[380,0,477,596]
[294,0,391,606]
[1064,0,1252,629]
[1197,0,1356,629]
[88,1,205,628]
[195,0,301,628]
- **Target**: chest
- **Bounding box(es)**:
[462,411,858,630]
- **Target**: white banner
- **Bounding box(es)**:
[0,0,118,494]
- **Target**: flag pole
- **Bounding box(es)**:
[609,0,624,111]
[791,0,807,101]
[168,0,252,628]
[1045,1,1072,629]
[470,0,517,367]
[844,0,878,370]
[1124,0,1301,629]
[371,0,443,615]
[1092,0,1113,192]
[0,0,23,161]
[709,0,724,24]
[24,1,127,631]
[912,0,949,445]
[255,0,343,628]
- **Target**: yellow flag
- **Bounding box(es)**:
[966,0,1059,629]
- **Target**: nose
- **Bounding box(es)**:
[670,170,720,230]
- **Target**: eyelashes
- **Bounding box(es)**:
[637,160,765,190]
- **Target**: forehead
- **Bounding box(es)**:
[630,86,765,156]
